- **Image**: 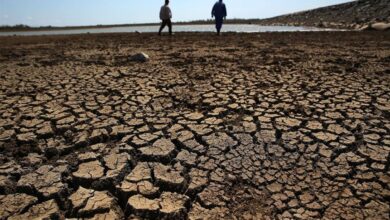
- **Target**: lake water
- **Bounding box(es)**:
[0,24,336,36]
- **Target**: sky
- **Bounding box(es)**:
[0,0,354,27]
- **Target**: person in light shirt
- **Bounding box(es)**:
[159,0,173,35]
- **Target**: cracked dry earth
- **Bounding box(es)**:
[0,32,389,219]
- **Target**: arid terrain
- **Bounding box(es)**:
[0,32,389,219]
[258,0,390,29]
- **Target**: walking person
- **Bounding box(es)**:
[212,0,227,35]
[159,0,172,35]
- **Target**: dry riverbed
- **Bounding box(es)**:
[0,32,389,219]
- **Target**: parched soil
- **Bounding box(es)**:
[0,32,389,219]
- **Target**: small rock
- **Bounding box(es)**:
[131,52,150,62]
[368,22,390,31]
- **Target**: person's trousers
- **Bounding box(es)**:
[215,17,224,32]
[159,19,172,34]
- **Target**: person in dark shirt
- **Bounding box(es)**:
[211,0,227,35]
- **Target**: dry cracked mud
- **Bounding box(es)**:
[0,32,389,219]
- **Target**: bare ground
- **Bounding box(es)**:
[0,32,389,219]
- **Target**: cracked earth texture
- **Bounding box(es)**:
[0,32,389,219]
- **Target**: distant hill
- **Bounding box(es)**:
[257,0,390,29]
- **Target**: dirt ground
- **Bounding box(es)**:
[0,32,389,219]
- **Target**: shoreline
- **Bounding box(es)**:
[0,21,254,32]
[0,21,346,33]
[0,25,346,37]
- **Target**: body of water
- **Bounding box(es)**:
[0,24,337,36]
